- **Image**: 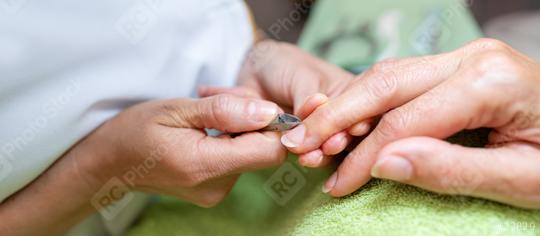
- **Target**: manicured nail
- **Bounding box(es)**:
[322,172,337,193]
[371,155,413,181]
[281,124,305,148]
[248,101,278,123]
[301,149,323,167]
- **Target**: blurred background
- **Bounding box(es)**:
[246,0,540,43]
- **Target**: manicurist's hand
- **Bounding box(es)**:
[0,94,286,236]
[282,38,540,209]
[199,40,365,167]
[97,94,285,207]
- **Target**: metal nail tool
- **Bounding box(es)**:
[260,113,302,132]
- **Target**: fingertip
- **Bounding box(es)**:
[321,132,350,155]
[297,93,329,119]
[280,124,305,148]
[322,172,337,194]
[348,121,371,136]
[326,151,374,197]
[310,93,329,104]
[298,149,324,168]
[198,86,209,97]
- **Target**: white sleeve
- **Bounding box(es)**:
[0,0,253,202]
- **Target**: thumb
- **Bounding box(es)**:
[163,94,279,133]
[371,136,540,208]
[198,86,263,99]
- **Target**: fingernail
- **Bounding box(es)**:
[197,86,208,95]
[249,101,278,123]
[322,172,337,193]
[371,155,413,181]
[301,150,323,167]
[281,124,305,148]
[350,122,371,136]
[335,132,346,143]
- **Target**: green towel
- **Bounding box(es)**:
[127,0,540,235]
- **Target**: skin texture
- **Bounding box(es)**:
[0,95,287,235]
[4,37,539,235]
[199,40,362,167]
[281,38,540,209]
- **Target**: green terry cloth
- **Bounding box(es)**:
[127,0,540,235]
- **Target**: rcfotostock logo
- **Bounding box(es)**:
[264,162,306,206]
[409,7,450,55]
[409,0,473,55]
[91,177,134,220]
[115,0,162,45]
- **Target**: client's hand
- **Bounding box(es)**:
[199,40,365,167]
[86,94,285,207]
[283,38,540,209]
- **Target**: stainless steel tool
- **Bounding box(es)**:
[260,113,302,132]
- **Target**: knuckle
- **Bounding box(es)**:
[465,51,523,94]
[370,58,400,72]
[318,105,337,121]
[473,51,517,73]
[468,38,510,53]
[276,41,298,53]
[375,109,409,140]
[437,155,486,195]
[436,160,470,195]
[157,102,178,115]
[155,100,188,126]
[210,94,235,123]
[365,64,399,103]
[316,104,341,127]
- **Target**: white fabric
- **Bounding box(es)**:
[0,0,252,201]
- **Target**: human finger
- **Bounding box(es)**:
[372,137,540,209]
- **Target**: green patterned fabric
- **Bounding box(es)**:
[127,0,540,235]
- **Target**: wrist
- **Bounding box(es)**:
[0,125,120,235]
[68,121,125,193]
